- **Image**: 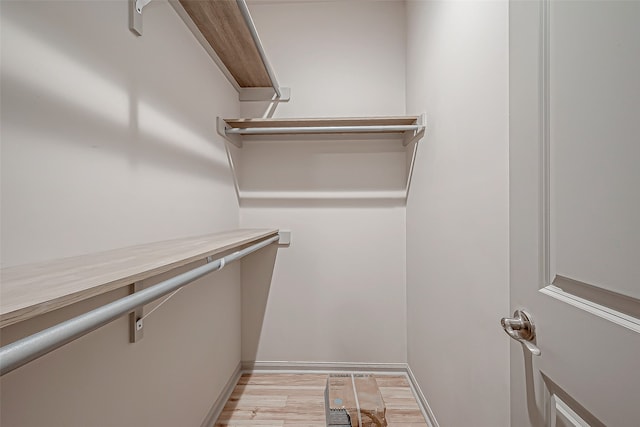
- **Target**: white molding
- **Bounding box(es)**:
[200,362,242,427]
[406,365,439,427]
[239,190,407,202]
[242,360,408,374]
[541,0,553,287]
[540,285,640,333]
[550,394,590,427]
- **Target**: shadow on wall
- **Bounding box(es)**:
[1,8,231,183]
[241,243,278,363]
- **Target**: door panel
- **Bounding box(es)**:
[551,0,640,301]
[550,395,590,427]
[509,1,640,426]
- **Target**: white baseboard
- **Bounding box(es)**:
[406,365,439,427]
[242,360,408,374]
[200,362,242,427]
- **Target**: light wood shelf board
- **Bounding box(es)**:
[0,229,278,328]
[224,116,421,130]
[178,0,272,88]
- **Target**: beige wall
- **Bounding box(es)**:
[1,1,241,425]
[239,0,408,364]
[405,1,511,425]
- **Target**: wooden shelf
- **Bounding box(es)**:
[177,0,270,88]
[223,116,421,131]
[218,115,426,147]
[171,0,289,102]
[0,229,278,328]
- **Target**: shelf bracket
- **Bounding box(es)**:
[239,87,291,103]
[217,117,242,148]
[403,113,427,146]
[129,281,144,343]
[130,0,153,36]
[278,230,292,246]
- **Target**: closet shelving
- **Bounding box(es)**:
[170,0,290,101]
[0,229,278,328]
[218,115,426,203]
[217,116,425,147]
[168,1,427,203]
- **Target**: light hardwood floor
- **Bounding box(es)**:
[215,373,428,426]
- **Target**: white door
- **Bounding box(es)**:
[508,1,640,426]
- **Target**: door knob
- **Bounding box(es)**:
[501,310,541,356]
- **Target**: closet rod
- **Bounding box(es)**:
[0,235,279,376]
[226,125,423,135]
[236,0,282,99]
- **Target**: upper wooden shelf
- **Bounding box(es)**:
[0,229,278,328]
[171,0,287,101]
[178,0,270,87]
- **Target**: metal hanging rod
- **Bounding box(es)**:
[0,235,279,376]
[236,0,282,99]
[226,125,423,135]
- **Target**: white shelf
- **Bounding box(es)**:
[217,116,426,205]
[218,115,425,148]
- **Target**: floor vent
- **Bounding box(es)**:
[327,408,351,426]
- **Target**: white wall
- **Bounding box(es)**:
[239,0,408,364]
[243,0,407,119]
[1,1,240,425]
[405,1,511,426]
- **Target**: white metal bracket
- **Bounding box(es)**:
[239,87,291,102]
[129,281,144,342]
[130,0,153,36]
[403,113,427,146]
[217,117,242,148]
[278,230,292,246]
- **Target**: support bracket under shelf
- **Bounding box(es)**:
[239,87,291,102]
[403,113,427,146]
[218,117,243,148]
[129,0,153,36]
[129,281,144,342]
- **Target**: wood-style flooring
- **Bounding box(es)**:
[215,373,428,426]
